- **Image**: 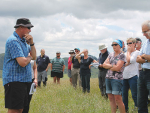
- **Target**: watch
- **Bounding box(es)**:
[145,59,148,63]
[30,43,34,46]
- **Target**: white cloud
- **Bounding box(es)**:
[0,1,149,59]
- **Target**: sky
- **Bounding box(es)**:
[0,0,150,59]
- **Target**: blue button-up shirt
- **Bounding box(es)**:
[2,31,32,86]
[139,39,150,69]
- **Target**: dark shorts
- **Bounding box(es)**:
[51,71,63,78]
[4,82,28,109]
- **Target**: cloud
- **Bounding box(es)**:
[0,1,149,59]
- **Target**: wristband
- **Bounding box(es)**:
[145,59,148,63]
[30,43,34,46]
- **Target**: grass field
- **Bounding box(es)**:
[0,74,149,113]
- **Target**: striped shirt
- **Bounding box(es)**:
[51,57,65,73]
[2,31,32,86]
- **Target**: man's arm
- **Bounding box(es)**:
[136,55,146,63]
[46,63,51,72]
[63,65,65,72]
[16,56,32,67]
[33,61,38,86]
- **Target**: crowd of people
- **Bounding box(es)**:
[2,18,150,113]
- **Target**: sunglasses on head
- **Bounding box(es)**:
[127,42,133,45]
[111,44,118,46]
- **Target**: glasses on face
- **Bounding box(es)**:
[127,42,133,45]
[111,44,118,46]
[75,50,79,52]
[27,27,31,30]
[142,29,150,34]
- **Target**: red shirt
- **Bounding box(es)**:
[68,57,72,70]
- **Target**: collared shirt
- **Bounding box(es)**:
[2,31,31,86]
[36,55,50,72]
[51,57,65,73]
[139,39,150,69]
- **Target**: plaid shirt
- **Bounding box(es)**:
[2,31,32,86]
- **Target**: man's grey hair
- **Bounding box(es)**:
[142,20,150,29]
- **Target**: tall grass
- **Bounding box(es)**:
[0,75,148,113]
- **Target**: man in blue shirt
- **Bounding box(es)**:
[2,18,36,113]
[136,20,150,113]
[36,49,51,87]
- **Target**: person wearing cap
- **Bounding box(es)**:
[71,48,82,88]
[36,49,51,87]
[68,50,75,85]
[98,44,109,97]
[122,38,139,112]
[50,51,65,84]
[103,39,126,113]
[136,20,150,113]
[2,18,36,113]
[135,37,142,51]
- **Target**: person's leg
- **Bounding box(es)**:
[128,76,138,108]
[112,79,125,113]
[114,95,125,113]
[85,73,91,93]
[108,94,117,113]
[57,77,60,84]
[77,68,82,87]
[37,72,42,87]
[138,70,148,113]
[22,82,32,113]
[71,68,76,88]
[43,70,47,86]
[8,109,23,113]
[98,70,103,96]
[53,76,56,83]
[101,69,108,97]
[122,79,129,112]
[70,78,72,85]
[81,74,86,93]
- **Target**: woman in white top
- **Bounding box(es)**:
[122,38,139,112]
[22,60,37,113]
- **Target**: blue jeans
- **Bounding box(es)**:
[138,70,150,113]
[122,75,138,111]
[106,78,123,95]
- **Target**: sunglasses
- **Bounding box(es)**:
[111,44,118,46]
[27,27,31,30]
[127,42,133,45]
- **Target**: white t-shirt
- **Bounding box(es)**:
[30,60,35,79]
[123,50,140,79]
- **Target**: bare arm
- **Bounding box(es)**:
[136,55,145,63]
[25,34,36,60]
[16,56,32,67]
[103,58,112,69]
[110,60,125,71]
[46,63,51,72]
[33,61,38,86]
[50,63,52,71]
[63,65,65,72]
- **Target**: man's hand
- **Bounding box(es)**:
[34,78,38,86]
[141,54,146,59]
[25,34,34,44]
[99,64,103,68]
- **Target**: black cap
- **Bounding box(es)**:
[135,37,142,42]
[14,18,34,28]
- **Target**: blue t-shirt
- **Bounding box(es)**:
[80,56,93,73]
[36,55,50,72]
[2,31,32,86]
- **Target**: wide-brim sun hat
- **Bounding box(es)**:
[99,44,107,50]
[14,18,34,28]
[69,50,75,54]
